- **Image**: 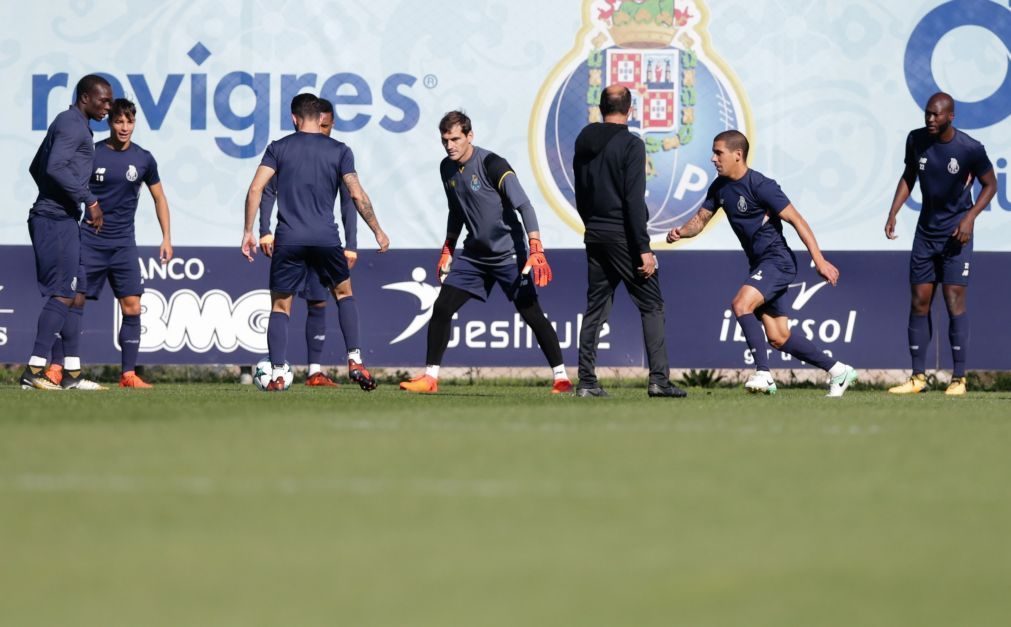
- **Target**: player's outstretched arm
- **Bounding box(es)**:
[343,173,389,252]
[666,208,714,242]
[148,182,173,263]
[243,165,275,262]
[779,204,839,286]
[953,169,997,245]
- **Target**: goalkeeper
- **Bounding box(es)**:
[400,111,573,394]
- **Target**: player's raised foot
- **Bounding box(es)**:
[647,381,688,398]
[888,373,928,395]
[399,374,438,394]
[60,371,107,391]
[826,365,858,398]
[120,372,153,388]
[349,362,378,392]
[265,376,287,392]
[305,372,339,387]
[744,370,777,395]
[551,379,574,394]
[945,377,967,396]
[43,364,64,386]
[19,366,62,391]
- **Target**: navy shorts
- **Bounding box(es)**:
[28,214,81,298]
[81,242,143,300]
[442,255,536,303]
[745,251,798,318]
[910,235,972,286]
[270,244,349,295]
[298,267,331,302]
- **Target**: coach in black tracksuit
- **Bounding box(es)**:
[572,85,686,398]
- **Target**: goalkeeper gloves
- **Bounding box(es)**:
[438,237,456,283]
[522,238,552,287]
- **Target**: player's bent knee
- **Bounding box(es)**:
[731,299,754,317]
[119,296,142,316]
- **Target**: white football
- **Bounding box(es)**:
[253,358,293,391]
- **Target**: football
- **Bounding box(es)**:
[253,358,293,391]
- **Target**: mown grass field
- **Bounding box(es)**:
[1,383,1009,627]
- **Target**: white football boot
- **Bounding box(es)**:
[826,364,858,398]
[744,370,777,395]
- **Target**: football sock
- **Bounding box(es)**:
[305,305,326,367]
[516,299,565,368]
[552,364,568,381]
[908,313,931,374]
[347,349,362,364]
[780,334,836,371]
[949,313,969,378]
[425,365,440,379]
[336,296,360,356]
[268,311,289,367]
[426,285,472,365]
[120,314,141,374]
[60,306,83,367]
[64,356,81,372]
[32,299,70,365]
[51,335,65,367]
[735,313,770,371]
[308,364,321,376]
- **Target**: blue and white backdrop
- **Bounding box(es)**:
[1,1,1008,369]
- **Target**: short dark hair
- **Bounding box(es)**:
[439,110,472,135]
[290,93,321,120]
[599,86,631,116]
[714,130,749,160]
[75,74,111,102]
[109,98,136,121]
[318,98,334,116]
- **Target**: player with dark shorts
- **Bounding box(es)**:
[45,98,173,389]
[885,92,996,396]
[399,110,573,394]
[241,93,389,392]
[258,98,361,388]
[20,74,112,391]
[669,130,857,397]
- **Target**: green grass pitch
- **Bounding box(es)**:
[1,383,1009,627]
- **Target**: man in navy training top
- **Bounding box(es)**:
[884,92,996,396]
[258,98,360,388]
[399,110,573,394]
[45,98,173,389]
[668,130,858,397]
[241,93,389,392]
[20,74,112,391]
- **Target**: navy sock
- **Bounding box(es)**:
[780,333,836,371]
[337,296,361,354]
[908,313,931,375]
[61,306,84,361]
[51,334,65,366]
[949,313,969,378]
[305,306,326,365]
[735,313,769,371]
[120,314,141,373]
[32,298,70,360]
[268,311,289,367]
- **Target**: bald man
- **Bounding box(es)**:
[884,92,997,396]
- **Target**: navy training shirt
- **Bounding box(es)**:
[259,131,355,247]
[702,169,792,267]
[81,141,160,247]
[259,175,357,250]
[904,128,993,239]
[440,145,540,265]
[28,106,98,221]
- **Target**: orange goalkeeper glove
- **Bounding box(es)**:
[522,238,552,287]
[437,237,456,283]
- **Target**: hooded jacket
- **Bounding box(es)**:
[572,122,651,254]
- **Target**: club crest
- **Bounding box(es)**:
[531,0,752,245]
[947,158,959,174]
[126,165,138,182]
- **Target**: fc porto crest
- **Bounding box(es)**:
[126,165,139,182]
[947,158,959,175]
[531,0,751,244]
[470,173,481,191]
